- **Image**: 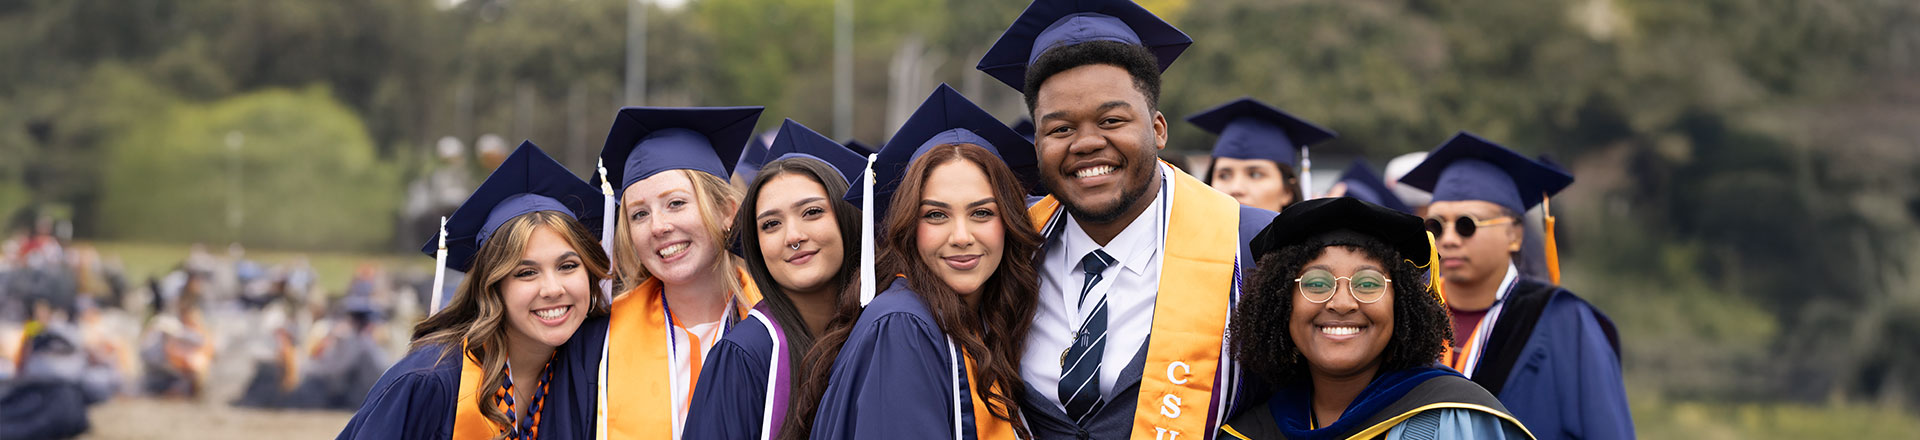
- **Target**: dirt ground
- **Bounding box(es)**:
[79,398,352,439]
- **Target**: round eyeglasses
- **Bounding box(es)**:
[1293,268,1392,304]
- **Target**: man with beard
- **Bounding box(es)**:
[978,1,1279,438]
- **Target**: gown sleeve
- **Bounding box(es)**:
[684,333,773,440]
[809,312,955,440]
[335,369,453,440]
[1384,408,1532,440]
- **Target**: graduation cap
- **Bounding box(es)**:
[421,141,603,274]
[1336,159,1412,214]
[1186,97,1336,168]
[733,131,772,181]
[1249,196,1433,271]
[765,119,867,187]
[598,106,765,195]
[845,84,1042,222]
[843,139,877,157]
[1010,117,1036,143]
[976,0,1193,91]
[845,84,1040,306]
[1396,131,1573,215]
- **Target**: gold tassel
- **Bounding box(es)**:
[1543,194,1561,285]
[1411,230,1446,306]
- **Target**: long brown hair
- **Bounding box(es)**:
[781,143,1044,439]
[412,211,613,438]
[609,169,744,298]
[732,157,863,408]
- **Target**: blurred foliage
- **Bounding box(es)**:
[98,86,399,250]
[2,0,1919,420]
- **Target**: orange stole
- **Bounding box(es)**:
[964,351,1018,440]
[1025,165,1240,440]
[453,343,502,440]
[598,267,763,439]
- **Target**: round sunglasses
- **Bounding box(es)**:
[1424,214,1515,239]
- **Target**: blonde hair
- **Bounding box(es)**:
[610,169,745,299]
[411,210,613,438]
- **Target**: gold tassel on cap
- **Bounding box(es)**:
[1543,194,1561,285]
[1409,230,1445,306]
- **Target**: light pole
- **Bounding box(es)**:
[226,131,244,242]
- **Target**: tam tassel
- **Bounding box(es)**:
[430,216,449,313]
[597,158,618,302]
[859,153,878,307]
[1543,194,1561,285]
[1299,145,1314,201]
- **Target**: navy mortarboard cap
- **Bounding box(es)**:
[766,119,867,187]
[1397,131,1574,214]
[423,141,603,272]
[1186,97,1336,168]
[599,106,764,194]
[1250,197,1430,268]
[977,0,1192,91]
[1010,117,1036,143]
[1337,160,1412,214]
[846,84,1042,222]
[843,139,877,157]
[733,132,771,180]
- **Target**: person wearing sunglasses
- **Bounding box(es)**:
[1221,197,1532,440]
[1397,132,1631,440]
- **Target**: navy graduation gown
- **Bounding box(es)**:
[336,342,463,439]
[337,316,606,440]
[809,283,986,440]
[685,302,788,439]
[1474,280,1632,439]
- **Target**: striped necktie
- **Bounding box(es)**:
[1059,249,1116,423]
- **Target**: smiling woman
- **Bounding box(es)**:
[787,85,1044,440]
[594,105,770,439]
[1221,197,1531,440]
[685,118,868,440]
[339,141,611,440]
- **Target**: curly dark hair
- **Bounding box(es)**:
[1228,234,1452,386]
[1022,40,1163,114]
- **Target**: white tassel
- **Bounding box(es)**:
[597,158,618,303]
[859,153,878,307]
[1299,145,1314,201]
[430,216,448,313]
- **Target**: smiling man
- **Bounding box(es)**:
[978,1,1279,438]
[1398,132,1632,439]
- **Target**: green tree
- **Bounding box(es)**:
[98,87,399,251]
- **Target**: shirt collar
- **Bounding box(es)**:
[1061,163,1170,276]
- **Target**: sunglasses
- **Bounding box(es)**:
[1424,214,1515,239]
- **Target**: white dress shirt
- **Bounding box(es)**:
[1023,163,1174,410]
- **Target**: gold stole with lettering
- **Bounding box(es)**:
[1026,164,1239,440]
[597,266,762,439]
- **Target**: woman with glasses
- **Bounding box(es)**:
[1221,197,1532,440]
[1395,132,1632,439]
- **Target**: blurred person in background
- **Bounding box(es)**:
[1187,97,1338,213]
[1397,132,1629,439]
